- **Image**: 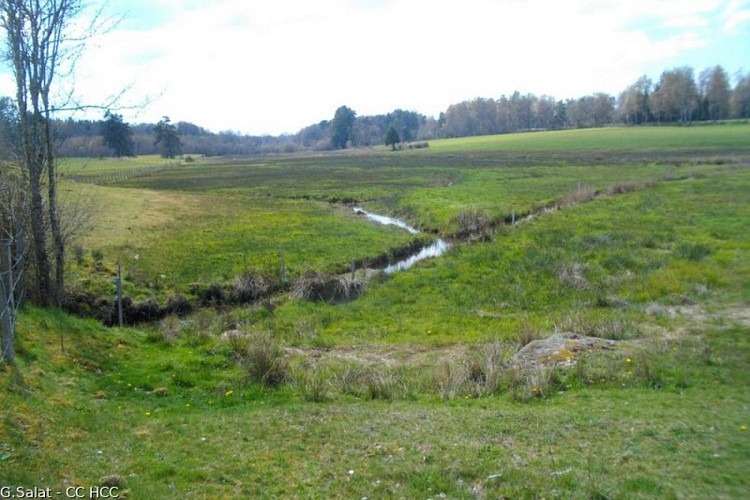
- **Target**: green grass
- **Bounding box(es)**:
[4,125,750,496]
[260,164,750,345]
[428,124,750,153]
[2,307,749,497]
[62,124,750,303]
[59,155,193,184]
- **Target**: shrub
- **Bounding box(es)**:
[291,271,364,303]
[232,270,279,303]
[197,283,225,306]
[238,333,288,388]
[454,207,492,241]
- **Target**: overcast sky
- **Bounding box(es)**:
[2,0,749,135]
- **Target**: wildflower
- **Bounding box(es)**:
[145,412,151,416]
[741,425,748,431]
[185,403,191,408]
[225,390,234,397]
[626,357,633,364]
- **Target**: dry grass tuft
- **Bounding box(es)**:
[291,271,364,303]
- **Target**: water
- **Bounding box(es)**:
[383,239,449,274]
[353,207,420,234]
[353,207,449,273]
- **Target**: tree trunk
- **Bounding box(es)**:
[28,170,52,305]
[0,238,14,364]
[45,113,65,306]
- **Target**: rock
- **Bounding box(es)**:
[509,333,617,368]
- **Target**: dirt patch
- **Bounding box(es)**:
[643,302,750,339]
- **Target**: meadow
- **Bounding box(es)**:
[3,124,750,497]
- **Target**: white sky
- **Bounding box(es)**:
[1,0,749,135]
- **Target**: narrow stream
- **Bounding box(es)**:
[353,207,449,273]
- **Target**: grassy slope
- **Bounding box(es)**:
[2,308,749,497]
[4,125,750,496]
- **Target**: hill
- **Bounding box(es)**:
[3,125,750,496]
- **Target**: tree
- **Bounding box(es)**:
[0,96,16,158]
[699,66,731,121]
[0,167,24,364]
[731,73,750,119]
[330,105,356,149]
[0,0,89,306]
[650,67,699,123]
[385,125,400,151]
[618,76,652,125]
[154,116,181,158]
[101,111,134,157]
[591,93,615,126]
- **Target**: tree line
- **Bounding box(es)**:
[2,64,746,161]
[440,66,749,138]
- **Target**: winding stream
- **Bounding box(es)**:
[353,207,449,273]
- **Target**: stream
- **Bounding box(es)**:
[353,207,449,273]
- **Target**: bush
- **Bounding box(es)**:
[238,333,289,388]
[454,207,492,241]
[232,270,279,303]
[291,271,364,303]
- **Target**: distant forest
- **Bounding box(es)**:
[1,64,748,158]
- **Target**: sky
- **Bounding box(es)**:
[1,0,749,135]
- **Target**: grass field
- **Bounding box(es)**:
[3,125,750,496]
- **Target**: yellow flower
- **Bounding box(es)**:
[741,425,748,431]
[185,403,191,407]
[626,357,633,364]
[145,411,151,416]
[225,390,234,397]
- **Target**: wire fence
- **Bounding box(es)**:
[65,162,184,185]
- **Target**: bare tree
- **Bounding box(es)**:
[699,65,731,121]
[0,168,26,364]
[0,0,88,305]
[650,67,699,124]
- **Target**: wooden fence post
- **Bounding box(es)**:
[116,261,124,327]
